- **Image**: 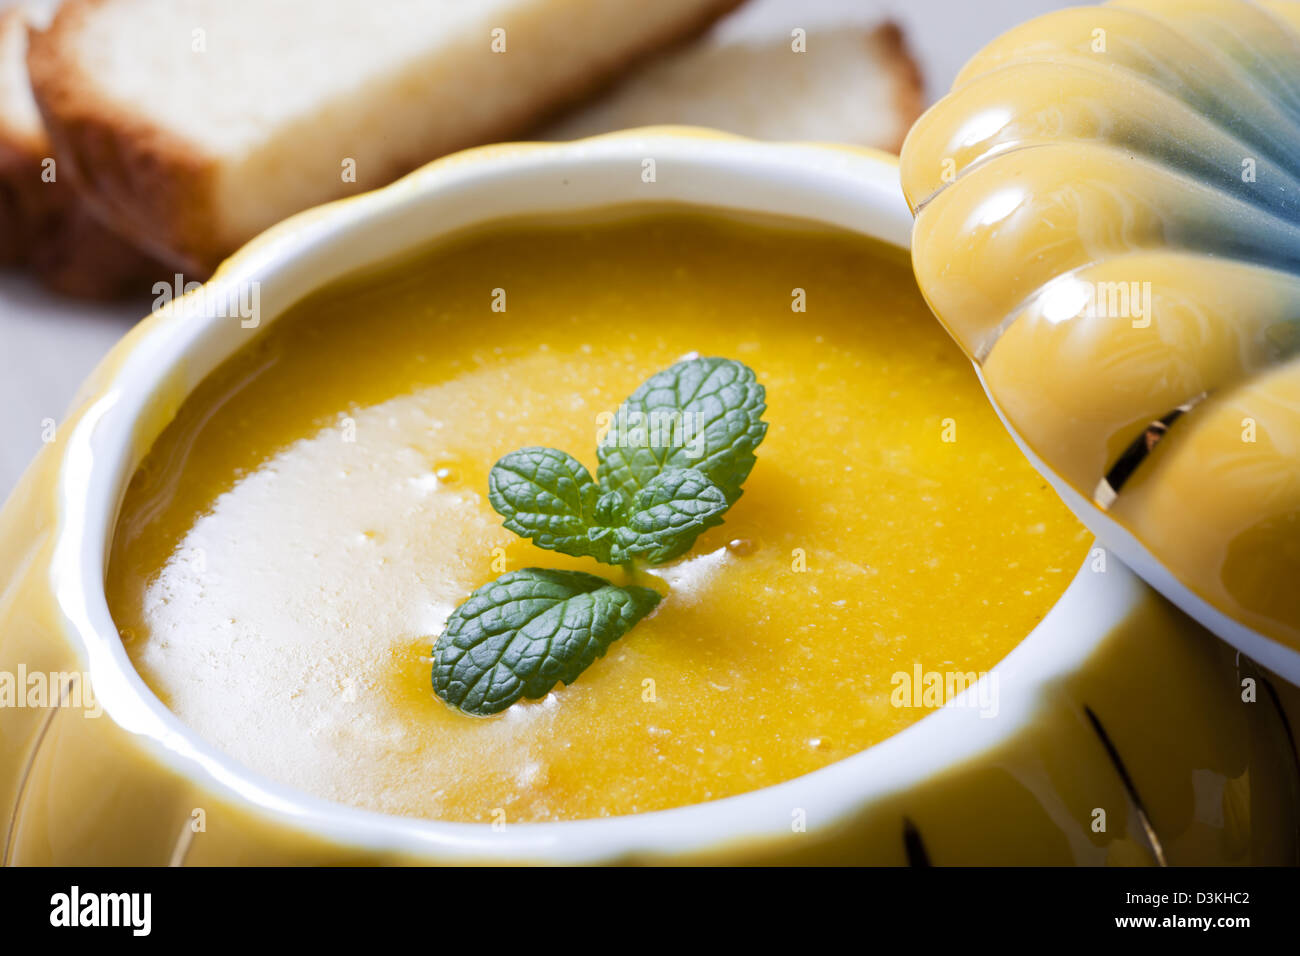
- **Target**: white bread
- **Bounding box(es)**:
[1,3,56,266]
[27,0,743,275]
[0,2,160,297]
[542,18,923,152]
[0,5,46,162]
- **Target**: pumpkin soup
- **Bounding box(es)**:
[105,211,1089,822]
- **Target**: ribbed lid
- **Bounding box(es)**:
[899,0,1300,684]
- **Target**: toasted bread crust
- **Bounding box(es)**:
[1,5,163,297]
[28,0,745,276]
[537,18,928,154]
[0,135,164,298]
[0,139,48,266]
[874,22,925,155]
[0,7,44,265]
[27,0,219,275]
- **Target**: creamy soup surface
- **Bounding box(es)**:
[106,211,1089,822]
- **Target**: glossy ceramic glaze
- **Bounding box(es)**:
[102,212,1094,823]
[0,131,1296,863]
[901,0,1300,683]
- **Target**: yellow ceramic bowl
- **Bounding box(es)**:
[1,131,1296,864]
[901,0,1300,685]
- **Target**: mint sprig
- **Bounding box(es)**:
[599,356,767,505]
[610,467,730,565]
[433,357,766,716]
[488,447,610,561]
[487,356,766,566]
[432,569,661,715]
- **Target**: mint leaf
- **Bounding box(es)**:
[598,357,767,505]
[432,568,661,715]
[611,468,729,565]
[438,358,768,713]
[484,358,766,572]
[487,447,611,562]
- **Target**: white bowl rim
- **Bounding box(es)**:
[44,129,1145,864]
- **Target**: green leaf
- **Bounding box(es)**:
[437,358,768,712]
[611,468,729,565]
[432,568,661,715]
[484,358,767,573]
[487,447,611,562]
[598,356,767,506]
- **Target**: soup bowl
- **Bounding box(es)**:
[1,129,1295,865]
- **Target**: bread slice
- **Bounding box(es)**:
[27,0,743,275]
[0,5,45,268]
[1,2,160,298]
[541,19,923,152]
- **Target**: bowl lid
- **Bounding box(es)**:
[899,0,1300,684]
